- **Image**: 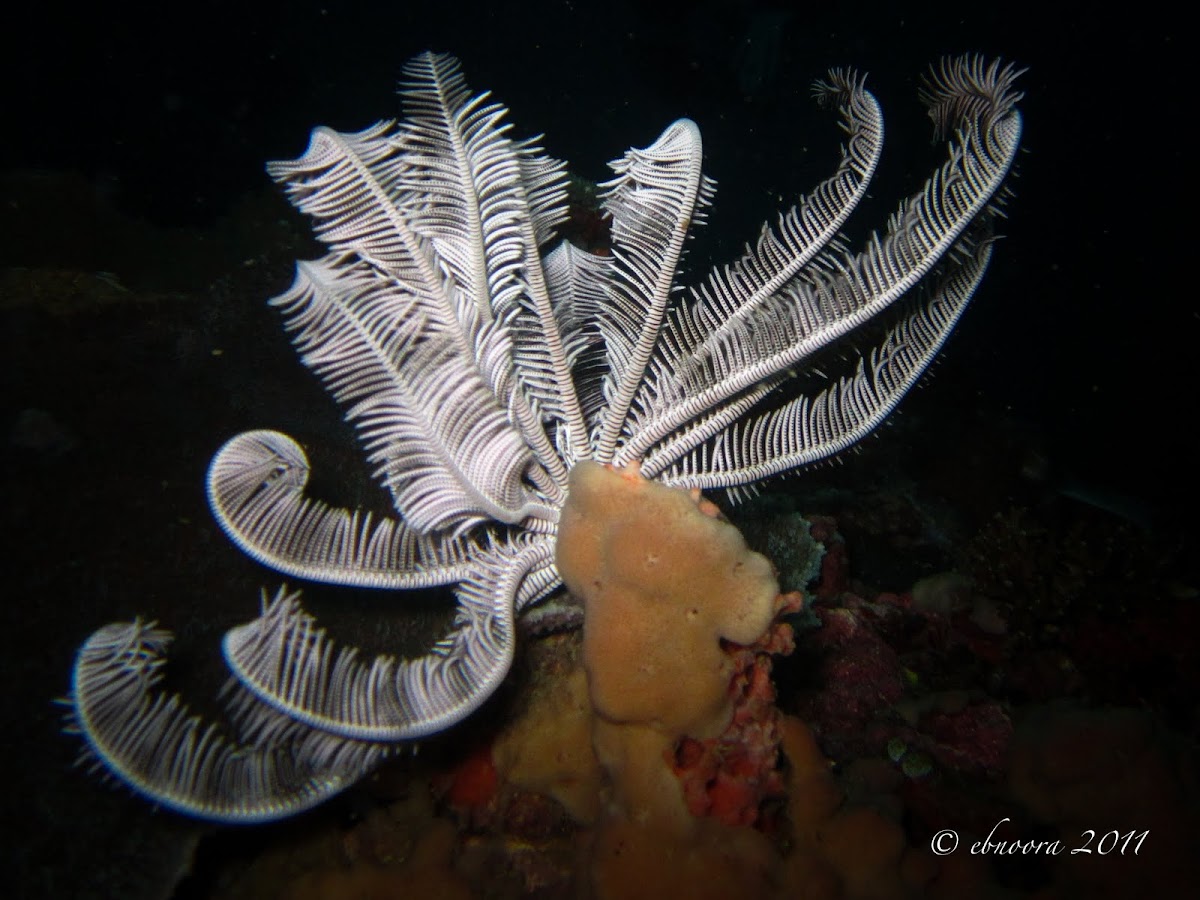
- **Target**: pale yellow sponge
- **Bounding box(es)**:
[555,460,780,741]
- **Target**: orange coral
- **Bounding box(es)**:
[555,461,942,896]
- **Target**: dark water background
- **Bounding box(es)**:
[1,1,1192,897]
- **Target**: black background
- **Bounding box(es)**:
[1,2,1192,897]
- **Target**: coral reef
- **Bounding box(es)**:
[552,462,938,896]
[669,590,802,829]
[173,474,1197,899]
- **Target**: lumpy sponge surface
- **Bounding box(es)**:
[555,460,779,739]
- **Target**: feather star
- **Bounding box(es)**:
[62,51,1023,823]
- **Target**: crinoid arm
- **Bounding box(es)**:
[62,613,384,824]
[206,429,477,588]
[65,536,556,823]
[590,117,711,463]
[636,66,884,407]
[656,230,999,493]
[222,538,557,746]
[266,51,587,520]
[620,55,1024,482]
[542,240,615,431]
